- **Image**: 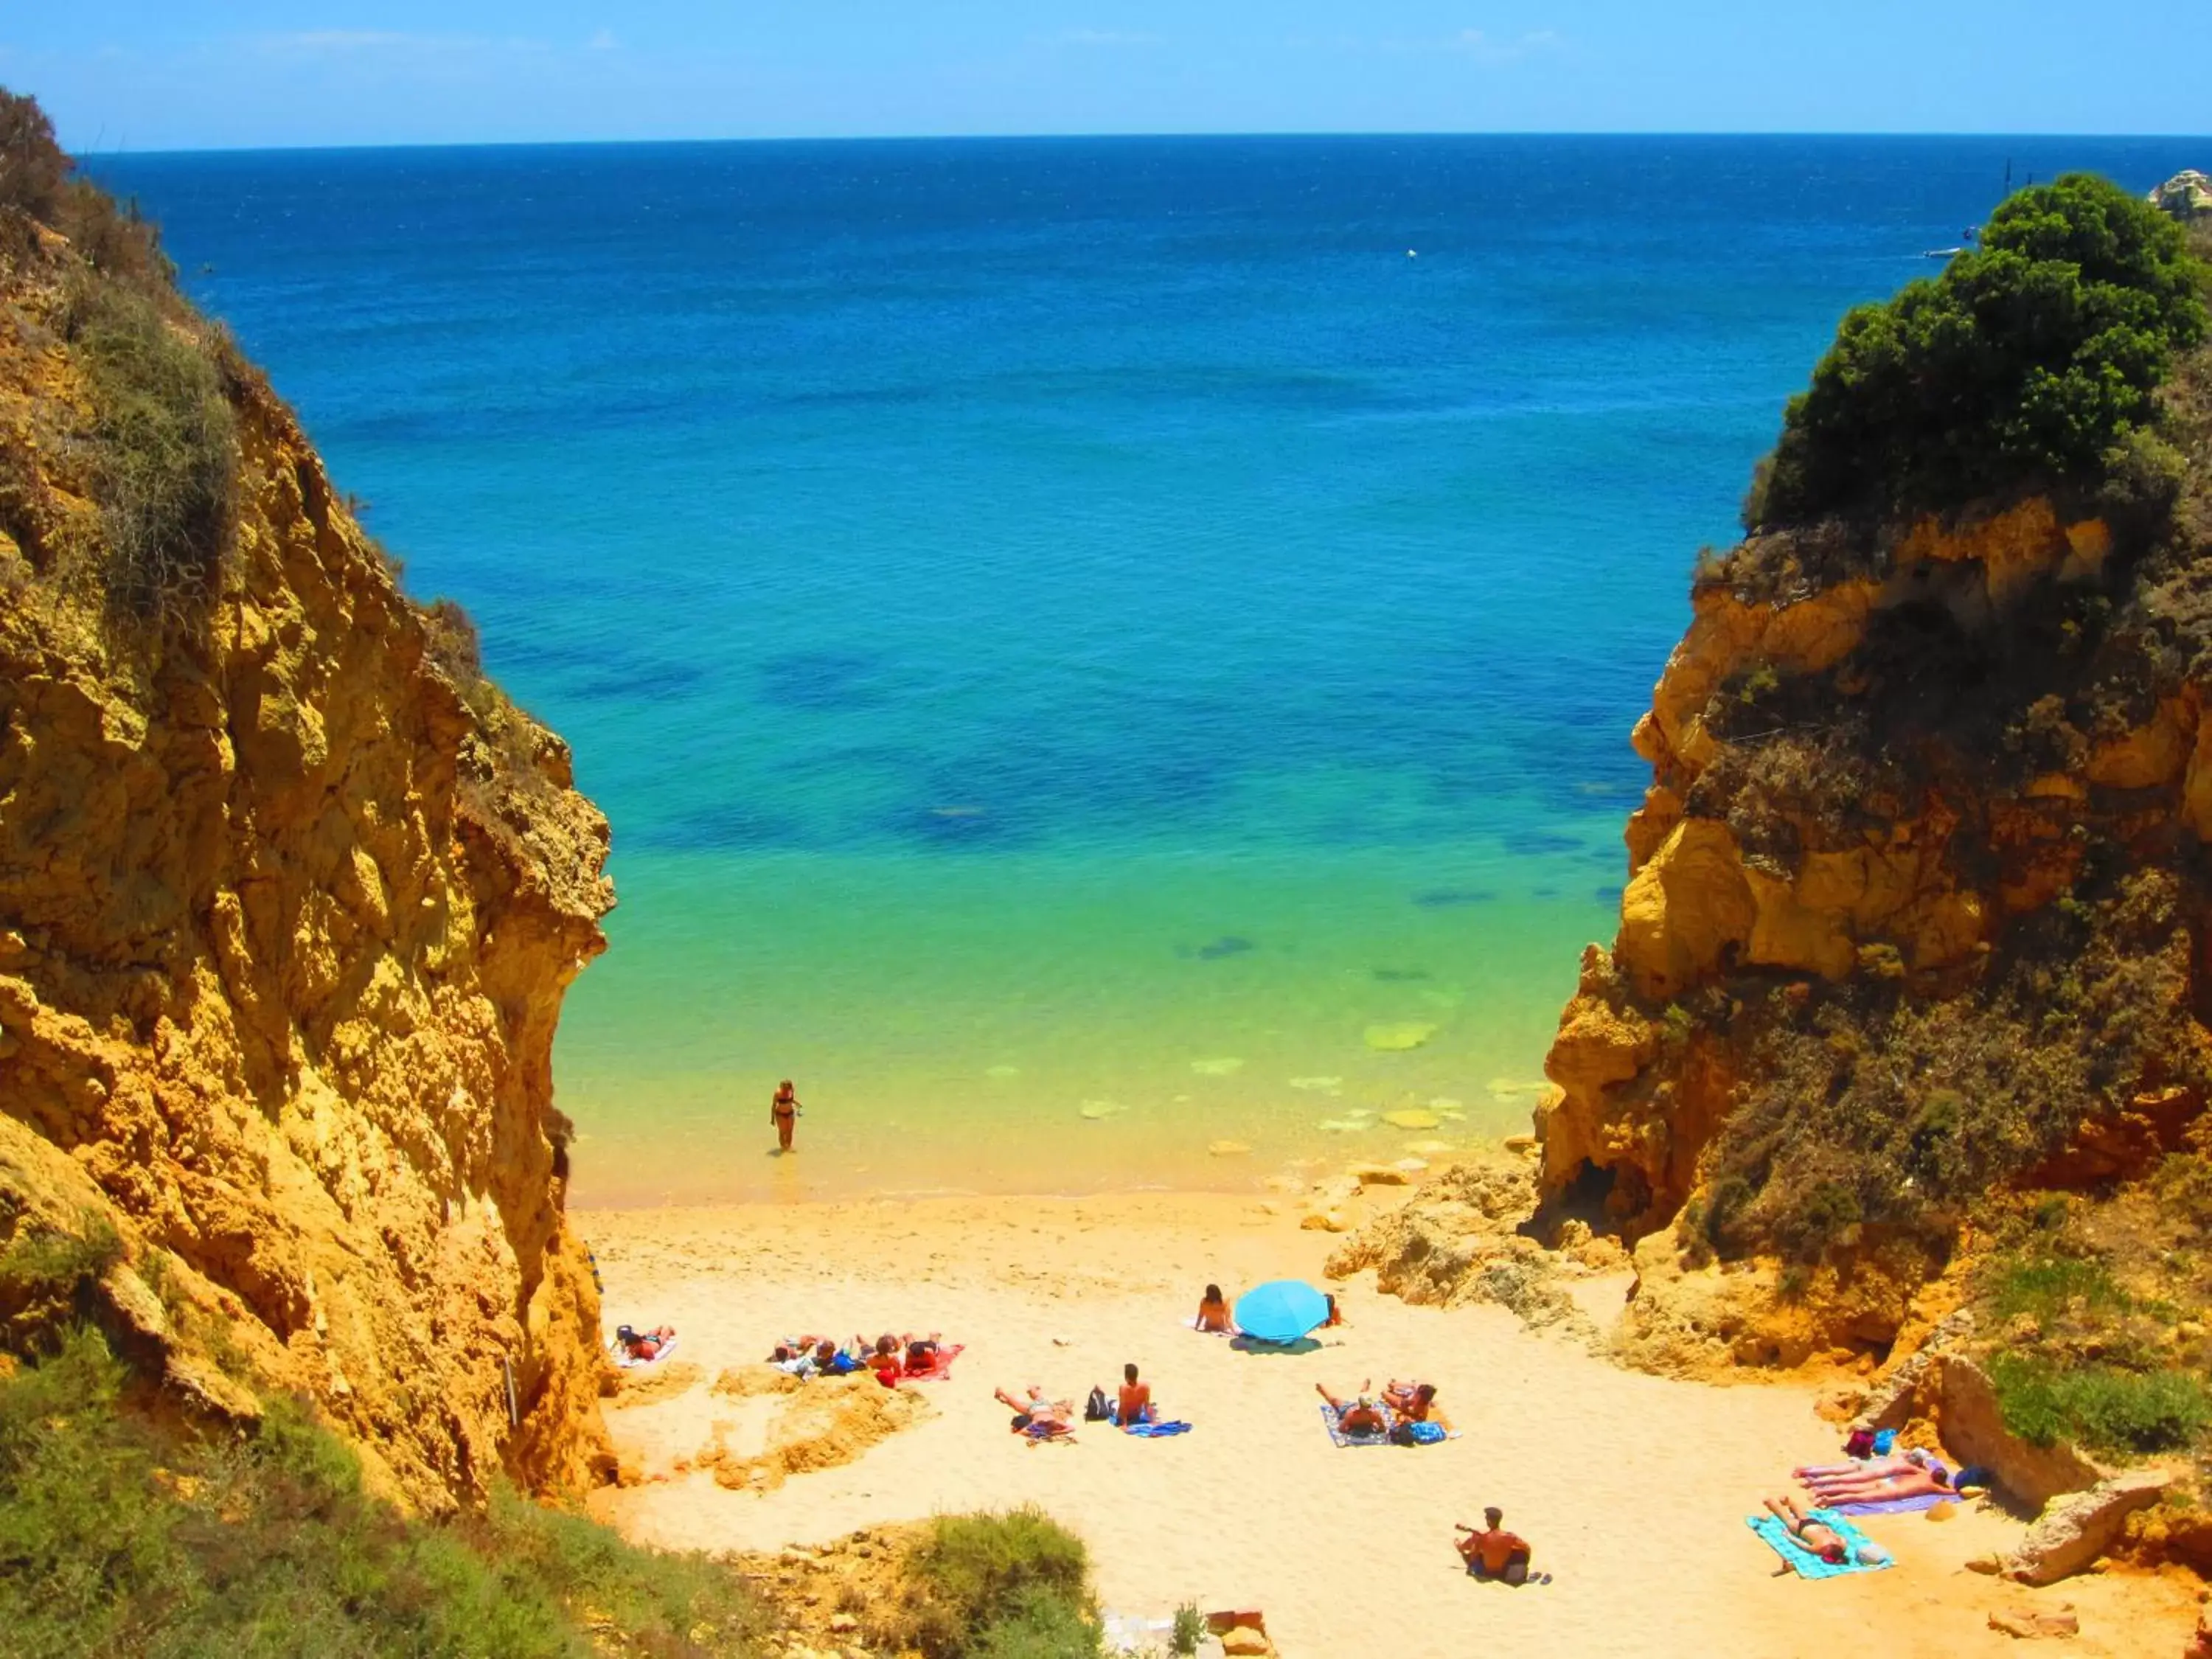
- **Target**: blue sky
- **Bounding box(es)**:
[7,2,2208,152]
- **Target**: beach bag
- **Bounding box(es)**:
[1388,1419,1420,1447]
[1406,1421,1447,1445]
[1843,1428,1876,1459]
[1085,1386,1110,1422]
[1871,1429,1898,1456]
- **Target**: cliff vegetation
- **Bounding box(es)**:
[1520,172,2212,1483]
[0,80,619,1509]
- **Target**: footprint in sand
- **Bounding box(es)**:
[1191,1057,1245,1077]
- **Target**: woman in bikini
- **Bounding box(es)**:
[1762,1495,1891,1567]
[771,1079,800,1152]
[1196,1284,1232,1332]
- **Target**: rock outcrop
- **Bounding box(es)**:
[2152,170,2212,224]
[1,167,614,1506]
[1523,454,2212,1368]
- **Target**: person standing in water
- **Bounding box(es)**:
[771,1079,801,1152]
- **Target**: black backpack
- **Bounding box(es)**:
[1084,1385,1110,1422]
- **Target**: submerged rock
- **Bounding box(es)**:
[1363,1021,1438,1052]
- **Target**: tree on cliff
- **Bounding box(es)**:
[1749,173,2208,529]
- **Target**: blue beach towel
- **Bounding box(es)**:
[1107,1404,1191,1434]
[1746,1510,1894,1580]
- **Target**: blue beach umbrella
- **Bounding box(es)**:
[1234,1279,1331,1343]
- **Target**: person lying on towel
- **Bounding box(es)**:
[1801,1450,1951,1506]
[995,1385,1077,1443]
[618,1324,675,1360]
[1315,1381,1387,1437]
[1761,1495,1891,1567]
[1456,1508,1535,1584]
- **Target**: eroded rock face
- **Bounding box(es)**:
[1527,492,2212,1368]
[0,222,614,1506]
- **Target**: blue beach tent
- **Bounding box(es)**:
[1234,1279,1331,1343]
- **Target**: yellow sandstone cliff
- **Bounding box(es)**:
[0,201,615,1506]
[1531,484,2212,1373]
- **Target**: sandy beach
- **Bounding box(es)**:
[577,1189,2197,1658]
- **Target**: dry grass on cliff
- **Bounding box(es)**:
[0,1326,774,1658]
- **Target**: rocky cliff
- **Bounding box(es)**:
[1522,178,2212,1382]
[0,103,615,1507]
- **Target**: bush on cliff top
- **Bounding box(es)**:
[0,1326,770,1658]
[1749,173,2208,528]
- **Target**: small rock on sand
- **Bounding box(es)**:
[1300,1210,1349,1233]
[1988,1607,2079,1639]
[1503,1133,1539,1155]
[1346,1161,1409,1186]
[1363,1022,1437,1052]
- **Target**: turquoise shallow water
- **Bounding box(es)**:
[95,134,2207,1203]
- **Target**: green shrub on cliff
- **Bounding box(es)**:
[1749,173,2208,528]
[860,1509,1099,1658]
[0,1326,769,1658]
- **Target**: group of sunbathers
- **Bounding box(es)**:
[1315,1376,1447,1440]
[994,1362,1168,1444]
[768,1331,947,1385]
[1793,1447,1953,1505]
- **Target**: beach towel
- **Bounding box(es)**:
[1746,1510,1893,1579]
[902,1343,964,1382]
[1320,1402,1396,1447]
[607,1333,678,1370]
[1107,1404,1192,1436]
[1829,1491,1952,1517]
[1185,1316,1236,1337]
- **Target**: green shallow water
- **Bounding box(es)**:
[557,848,1608,1203]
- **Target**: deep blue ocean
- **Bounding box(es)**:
[91,135,2210,1203]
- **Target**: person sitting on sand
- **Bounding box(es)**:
[619,1324,675,1361]
[1117,1363,1154,1429]
[813,1338,863,1377]
[1382,1380,1443,1423]
[1761,1495,1891,1567]
[1455,1508,1535,1585]
[1315,1381,1387,1438]
[1324,1293,1346,1327]
[1196,1284,1232,1333]
[995,1385,1077,1444]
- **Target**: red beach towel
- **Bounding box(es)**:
[902,1343,964,1381]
